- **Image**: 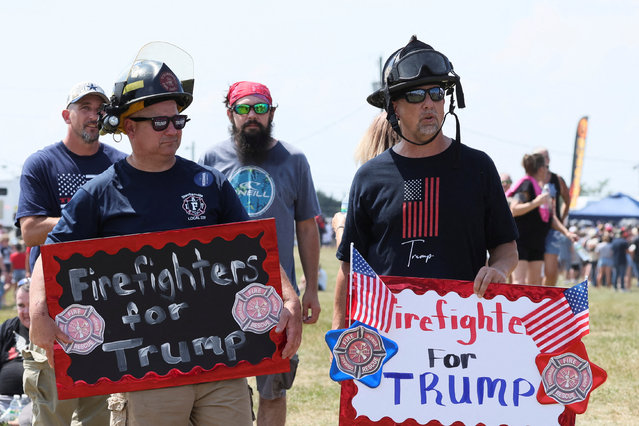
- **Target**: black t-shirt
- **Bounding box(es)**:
[512,180,552,252]
[337,141,518,281]
[0,317,29,395]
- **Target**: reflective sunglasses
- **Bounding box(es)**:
[232,103,271,115]
[128,114,190,131]
[403,87,445,103]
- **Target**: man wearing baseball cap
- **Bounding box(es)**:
[15,81,126,425]
[200,81,320,425]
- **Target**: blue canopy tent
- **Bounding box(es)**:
[569,192,639,222]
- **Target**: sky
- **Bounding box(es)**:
[1,0,638,203]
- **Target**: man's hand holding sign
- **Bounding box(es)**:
[29,265,72,365]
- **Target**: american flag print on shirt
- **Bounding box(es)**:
[403,177,439,239]
[57,173,99,207]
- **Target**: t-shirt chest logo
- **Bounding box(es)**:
[228,166,275,217]
[182,193,207,220]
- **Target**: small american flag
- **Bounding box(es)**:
[349,245,397,333]
[521,280,590,353]
[403,177,439,239]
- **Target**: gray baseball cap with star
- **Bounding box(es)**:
[66,81,109,108]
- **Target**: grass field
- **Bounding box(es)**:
[2,245,637,425]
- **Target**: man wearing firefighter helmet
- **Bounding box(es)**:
[28,52,301,425]
[333,36,519,329]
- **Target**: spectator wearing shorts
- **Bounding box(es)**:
[508,153,576,285]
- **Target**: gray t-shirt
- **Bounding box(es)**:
[200,139,320,292]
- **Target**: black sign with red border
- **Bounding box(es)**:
[41,218,288,399]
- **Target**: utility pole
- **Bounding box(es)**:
[372,56,383,92]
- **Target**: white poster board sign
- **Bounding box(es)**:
[335,278,584,426]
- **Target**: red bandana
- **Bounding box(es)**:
[227,81,272,106]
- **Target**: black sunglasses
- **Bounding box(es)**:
[128,115,190,131]
[403,87,445,103]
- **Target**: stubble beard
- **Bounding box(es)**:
[416,112,442,140]
[80,122,100,143]
[81,131,99,143]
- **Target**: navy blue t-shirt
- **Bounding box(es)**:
[611,237,629,266]
[337,141,518,281]
[47,157,249,244]
[16,141,126,266]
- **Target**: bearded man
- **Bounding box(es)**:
[200,81,320,426]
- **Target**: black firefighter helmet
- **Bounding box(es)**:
[367,36,466,147]
[367,36,465,111]
[100,42,194,134]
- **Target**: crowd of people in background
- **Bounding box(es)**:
[0,276,31,425]
[0,233,28,308]
[501,146,639,291]
[0,230,31,425]
[568,221,639,291]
